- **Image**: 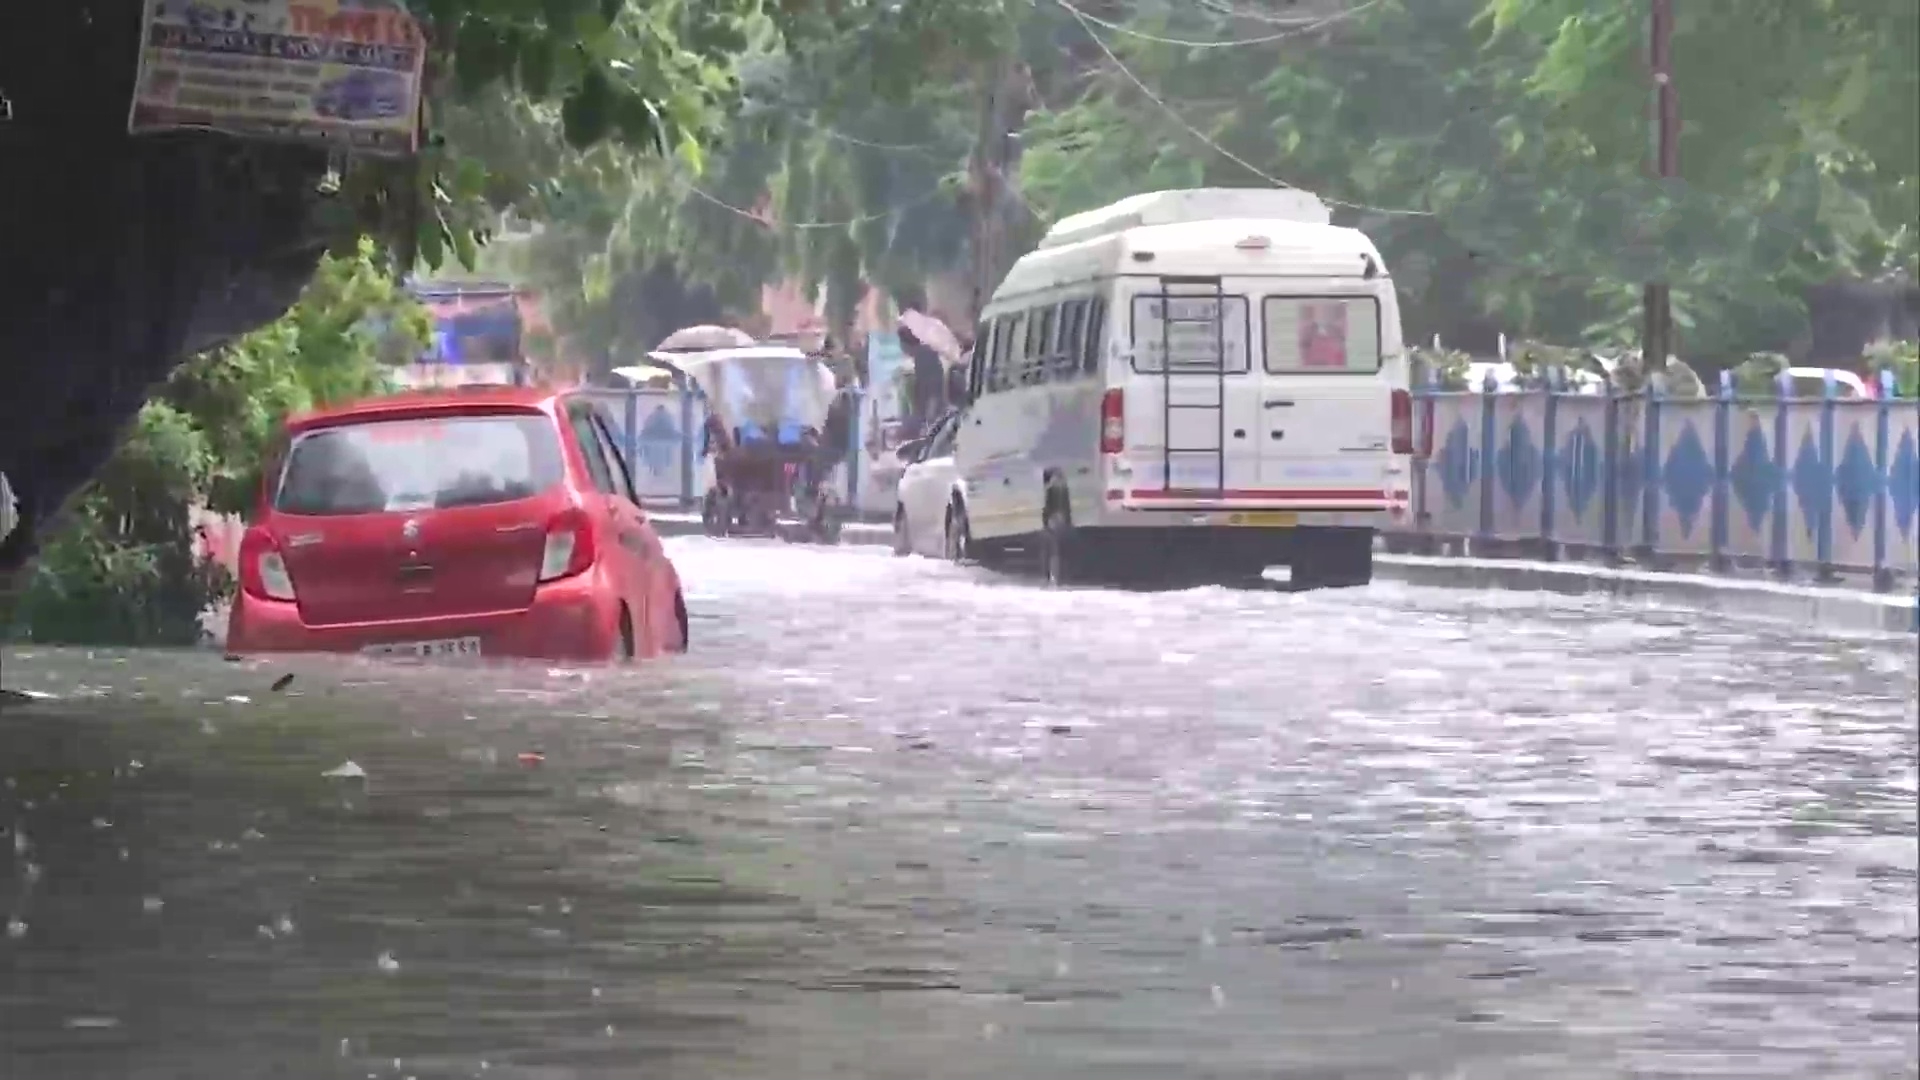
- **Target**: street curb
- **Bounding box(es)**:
[647,514,1917,634]
[1371,554,1916,634]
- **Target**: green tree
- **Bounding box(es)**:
[7,244,431,645]
[1012,0,1917,362]
[2,0,1005,589]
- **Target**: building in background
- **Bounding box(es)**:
[399,279,581,387]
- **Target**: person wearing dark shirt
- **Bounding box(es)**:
[899,323,946,438]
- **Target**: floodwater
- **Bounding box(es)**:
[2,538,1916,1079]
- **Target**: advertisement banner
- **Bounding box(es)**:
[127,0,425,155]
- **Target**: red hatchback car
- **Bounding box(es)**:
[225,386,688,662]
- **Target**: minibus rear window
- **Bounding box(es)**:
[1128,294,1251,374]
[1261,296,1382,374]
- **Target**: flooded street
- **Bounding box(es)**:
[2,538,1916,1079]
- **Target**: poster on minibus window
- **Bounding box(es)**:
[1298,301,1348,368]
[1262,297,1380,373]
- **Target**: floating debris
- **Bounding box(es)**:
[376,950,400,973]
[63,1017,121,1030]
[322,761,367,780]
[517,751,546,767]
[224,694,252,704]
[270,673,295,692]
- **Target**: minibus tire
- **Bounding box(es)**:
[1041,502,1078,587]
[1293,528,1374,590]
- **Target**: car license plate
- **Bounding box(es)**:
[1228,511,1297,527]
[362,637,481,659]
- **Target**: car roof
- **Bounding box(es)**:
[286,385,567,433]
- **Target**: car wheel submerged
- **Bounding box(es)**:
[892,507,912,556]
[617,606,637,662]
[943,503,971,563]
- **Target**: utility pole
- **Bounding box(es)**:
[967,54,1026,324]
[1643,0,1678,371]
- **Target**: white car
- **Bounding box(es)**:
[891,412,963,558]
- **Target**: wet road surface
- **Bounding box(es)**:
[2,538,1916,1079]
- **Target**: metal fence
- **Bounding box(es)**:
[580,372,1920,591]
[1398,370,1920,589]
[580,385,873,510]
[580,386,707,506]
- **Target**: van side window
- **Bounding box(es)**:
[1083,296,1107,374]
[969,320,994,400]
[1055,300,1086,380]
[1021,307,1050,386]
[993,313,1024,392]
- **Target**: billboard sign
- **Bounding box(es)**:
[127,0,426,155]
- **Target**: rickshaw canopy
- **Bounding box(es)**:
[662,344,836,444]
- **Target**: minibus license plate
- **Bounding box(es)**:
[1228,512,1296,527]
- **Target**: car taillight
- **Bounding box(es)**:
[1099,389,1124,454]
[538,507,596,583]
[1390,389,1414,456]
[238,526,296,601]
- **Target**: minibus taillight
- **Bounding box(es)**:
[1099,389,1124,453]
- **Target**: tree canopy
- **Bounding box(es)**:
[481,0,1916,370]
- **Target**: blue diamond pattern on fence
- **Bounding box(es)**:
[1729,425,1774,532]
[1497,417,1539,506]
[1790,435,1827,540]
[1561,420,1601,517]
[1833,430,1880,539]
[1616,441,1643,522]
[1891,429,1918,538]
[1661,423,1713,537]
[1437,420,1476,508]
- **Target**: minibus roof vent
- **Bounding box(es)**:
[1039,188,1332,249]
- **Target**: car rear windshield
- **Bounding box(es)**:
[1262,296,1382,374]
[275,413,565,516]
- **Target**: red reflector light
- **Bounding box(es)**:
[1099,389,1124,454]
[1390,389,1415,456]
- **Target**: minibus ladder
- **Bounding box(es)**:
[1157,275,1228,496]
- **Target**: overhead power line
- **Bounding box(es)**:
[678,177,952,231]
[1056,0,1382,49]
[1053,0,1431,217]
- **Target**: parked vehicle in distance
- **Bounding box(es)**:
[225,386,689,662]
[950,187,1412,588]
[1784,367,1872,399]
[892,409,963,558]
